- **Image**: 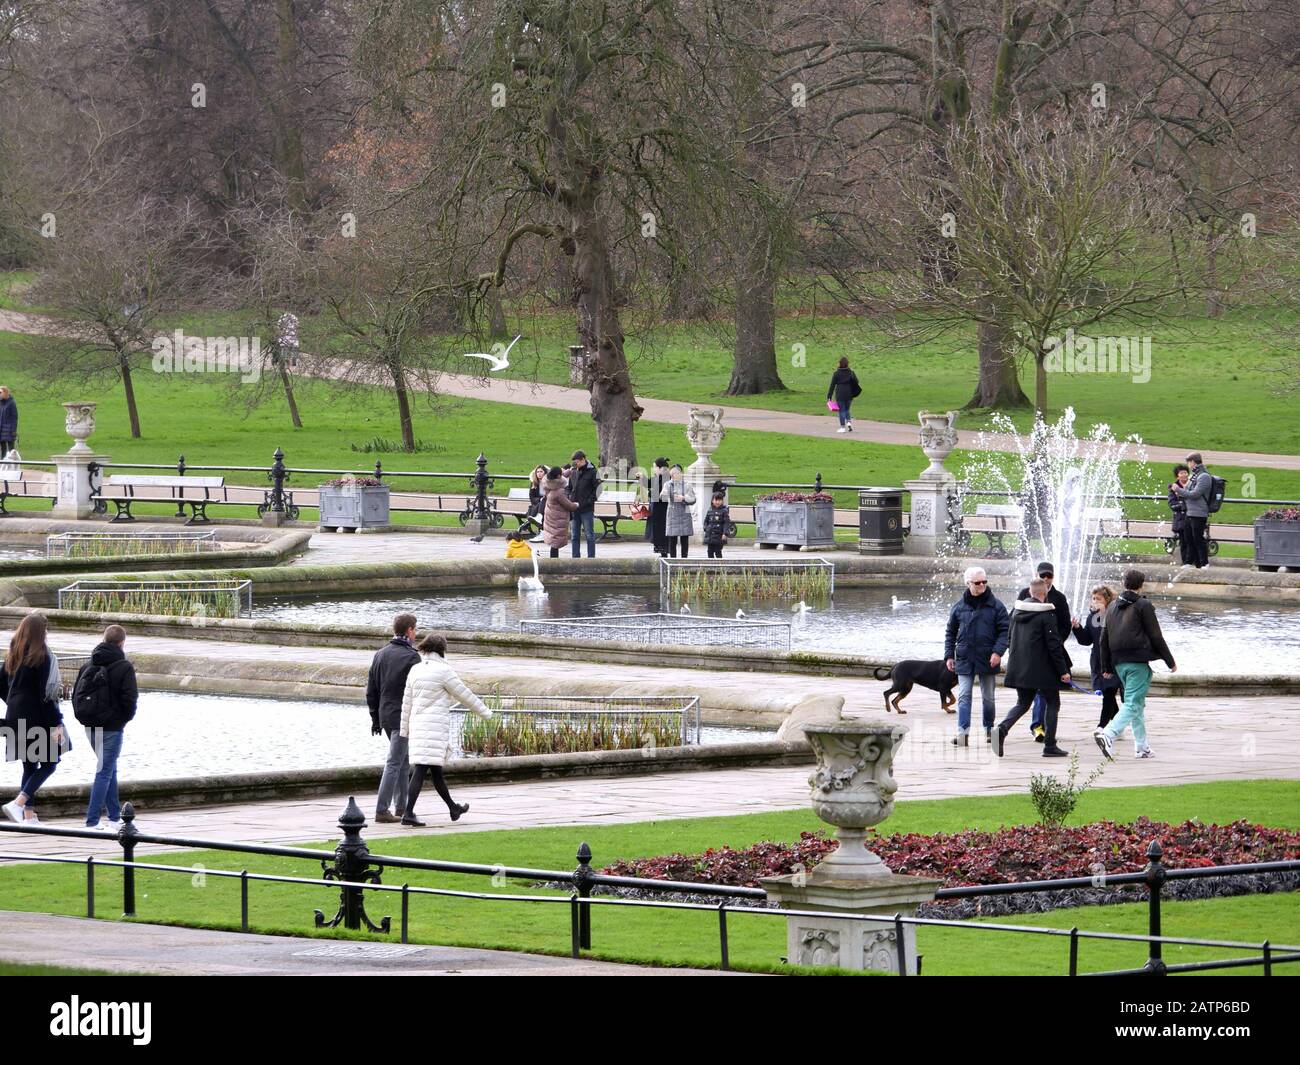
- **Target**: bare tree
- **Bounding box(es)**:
[25,195,217,437]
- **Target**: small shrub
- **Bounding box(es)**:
[1029,751,1106,827]
[349,436,447,454]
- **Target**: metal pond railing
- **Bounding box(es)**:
[1,808,1297,976]
[658,557,835,603]
[519,612,792,652]
[55,579,254,618]
[455,694,702,752]
[46,530,219,558]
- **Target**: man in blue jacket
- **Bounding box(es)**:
[944,566,1010,746]
[0,386,17,457]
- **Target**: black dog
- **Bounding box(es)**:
[873,661,959,715]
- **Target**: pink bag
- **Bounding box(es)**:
[827,399,839,412]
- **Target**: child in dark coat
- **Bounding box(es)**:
[702,492,730,559]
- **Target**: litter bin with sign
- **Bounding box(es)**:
[858,487,904,555]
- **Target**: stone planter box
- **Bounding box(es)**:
[1253,518,1300,571]
[755,500,836,550]
[318,484,391,531]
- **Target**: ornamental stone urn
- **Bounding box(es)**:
[63,402,97,454]
[760,721,942,974]
[684,407,734,545]
[917,409,959,481]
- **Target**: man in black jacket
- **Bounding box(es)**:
[368,613,421,823]
[1016,561,1072,741]
[993,578,1072,758]
[76,625,138,831]
[1095,570,1177,761]
[566,449,600,558]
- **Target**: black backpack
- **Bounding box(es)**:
[72,662,116,727]
[1207,475,1227,514]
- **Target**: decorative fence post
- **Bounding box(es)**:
[119,802,139,917]
[259,447,298,525]
[461,453,499,536]
[574,841,595,950]
[1143,840,1167,975]
[175,455,188,517]
[314,797,390,934]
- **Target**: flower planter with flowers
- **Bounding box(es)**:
[754,491,836,549]
[1254,507,1300,571]
[318,475,390,532]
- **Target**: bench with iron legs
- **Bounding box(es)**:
[0,469,57,515]
[95,474,228,525]
[594,490,640,540]
[504,487,542,533]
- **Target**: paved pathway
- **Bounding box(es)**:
[0,912,731,975]
[4,308,1296,470]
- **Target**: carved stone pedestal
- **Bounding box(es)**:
[760,873,941,974]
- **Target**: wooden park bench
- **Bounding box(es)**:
[98,474,228,525]
[0,468,57,515]
[594,487,640,540]
[969,503,1024,557]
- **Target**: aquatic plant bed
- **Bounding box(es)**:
[462,694,703,754]
[46,531,219,558]
[56,578,253,618]
[658,557,834,603]
[519,612,792,651]
[601,818,1300,918]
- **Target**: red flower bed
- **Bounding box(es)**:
[602,819,1300,890]
[755,491,835,504]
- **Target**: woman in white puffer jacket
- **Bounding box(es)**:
[399,633,494,827]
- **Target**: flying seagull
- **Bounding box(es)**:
[461,334,520,372]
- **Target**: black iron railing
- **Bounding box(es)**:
[2,801,1297,976]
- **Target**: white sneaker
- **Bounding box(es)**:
[846,422,853,431]
[1135,747,1154,759]
[836,427,848,434]
[21,810,40,825]
[2,800,22,823]
[1093,728,1114,761]
[529,534,545,543]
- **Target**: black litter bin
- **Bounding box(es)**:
[859,487,904,555]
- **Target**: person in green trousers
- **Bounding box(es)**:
[1094,570,1177,760]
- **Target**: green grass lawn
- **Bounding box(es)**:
[0,962,133,976]
[1,330,1297,529]
[0,780,1294,975]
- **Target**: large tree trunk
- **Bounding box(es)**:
[1034,352,1048,417]
[273,0,309,215]
[1205,221,1222,318]
[485,284,508,340]
[570,202,639,471]
[391,364,414,451]
[727,232,786,395]
[964,319,1030,409]
[280,360,302,428]
[119,356,142,438]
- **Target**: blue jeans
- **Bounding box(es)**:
[1029,692,1045,731]
[20,760,58,800]
[956,673,997,732]
[837,400,853,427]
[571,510,596,557]
[85,728,124,825]
[377,728,409,817]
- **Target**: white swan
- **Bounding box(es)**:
[792,600,811,615]
[517,552,545,594]
[735,609,747,619]
[680,604,691,614]
[891,595,910,609]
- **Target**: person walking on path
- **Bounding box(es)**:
[0,386,17,458]
[646,458,672,556]
[1070,586,1124,730]
[660,464,696,558]
[400,633,494,827]
[71,624,138,831]
[993,577,1072,758]
[1095,570,1177,761]
[702,491,730,559]
[826,357,861,433]
[1,614,67,825]
[1016,561,1072,741]
[1172,453,1213,569]
[566,450,600,558]
[367,613,421,824]
[944,566,1010,746]
[541,465,577,558]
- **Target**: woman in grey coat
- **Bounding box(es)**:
[660,464,696,558]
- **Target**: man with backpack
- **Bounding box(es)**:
[72,624,138,831]
[1172,453,1220,569]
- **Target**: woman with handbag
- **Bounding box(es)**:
[646,458,671,556]
[826,357,862,433]
[660,464,696,558]
[2,614,67,825]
